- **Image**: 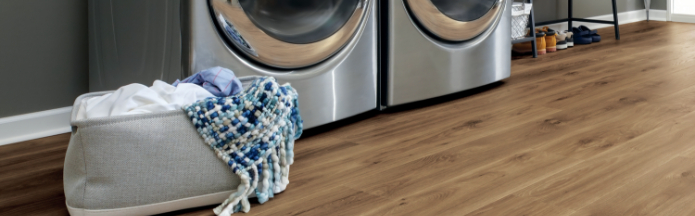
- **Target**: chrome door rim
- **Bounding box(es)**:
[210,0,369,69]
[405,0,505,42]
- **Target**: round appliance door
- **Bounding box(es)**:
[405,0,505,42]
[210,0,368,69]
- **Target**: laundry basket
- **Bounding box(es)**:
[64,77,260,216]
[511,2,533,40]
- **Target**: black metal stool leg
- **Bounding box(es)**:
[568,0,573,30]
[612,0,620,40]
[530,0,537,58]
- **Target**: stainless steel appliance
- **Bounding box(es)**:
[381,0,512,107]
[89,0,378,129]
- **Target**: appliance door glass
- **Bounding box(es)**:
[405,0,504,42]
[210,0,368,69]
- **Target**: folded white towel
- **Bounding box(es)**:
[76,80,214,120]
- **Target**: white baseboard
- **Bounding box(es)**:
[0,107,72,146]
[649,10,668,21]
[671,13,695,23]
[543,9,668,32]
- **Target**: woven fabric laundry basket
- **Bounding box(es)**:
[64,77,260,216]
[511,2,533,40]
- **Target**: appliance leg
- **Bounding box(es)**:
[645,0,650,21]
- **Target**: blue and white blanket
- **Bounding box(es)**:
[183,76,303,215]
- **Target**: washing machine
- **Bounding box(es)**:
[90,0,377,130]
[381,0,511,107]
[189,0,378,129]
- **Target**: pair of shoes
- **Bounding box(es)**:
[538,26,577,51]
[555,30,568,50]
[564,30,574,47]
[512,30,547,55]
[571,25,601,45]
[535,31,546,55]
[542,27,569,50]
[537,26,557,52]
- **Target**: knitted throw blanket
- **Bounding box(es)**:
[183,77,303,216]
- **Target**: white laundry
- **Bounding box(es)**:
[76,80,214,120]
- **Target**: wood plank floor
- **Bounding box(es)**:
[2,21,695,215]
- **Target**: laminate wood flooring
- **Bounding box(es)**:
[2,21,695,216]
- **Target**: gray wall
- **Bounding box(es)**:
[89,0,184,92]
[534,0,649,22]
[652,0,667,10]
[533,0,559,23]
[0,0,88,118]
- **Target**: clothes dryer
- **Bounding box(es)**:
[381,0,511,107]
[193,0,378,129]
[89,0,378,129]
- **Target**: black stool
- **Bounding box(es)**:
[536,0,621,40]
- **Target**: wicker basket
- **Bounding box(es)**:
[511,2,533,40]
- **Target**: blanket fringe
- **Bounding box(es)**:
[184,77,302,215]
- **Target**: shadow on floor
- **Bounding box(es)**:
[300,80,506,139]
